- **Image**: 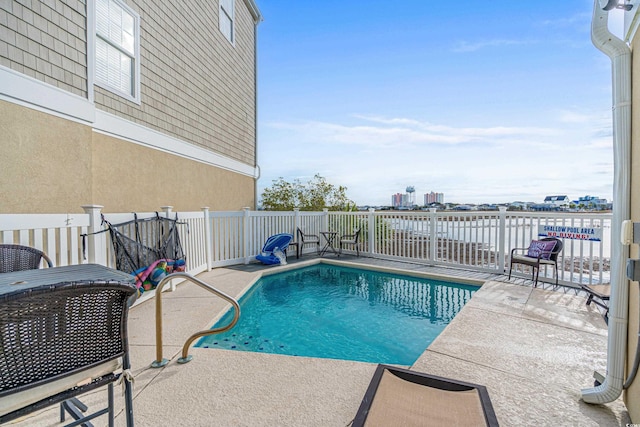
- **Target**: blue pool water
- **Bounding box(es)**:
[196,264,477,365]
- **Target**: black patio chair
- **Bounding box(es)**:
[508,237,563,286]
[295,227,320,258]
[0,244,53,273]
[0,280,137,426]
[339,228,361,257]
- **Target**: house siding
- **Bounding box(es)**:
[0,0,87,97]
[627,27,640,424]
[1,0,257,165]
[95,0,257,166]
[0,0,260,213]
[0,99,256,213]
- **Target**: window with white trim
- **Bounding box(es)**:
[95,0,140,102]
[219,0,235,44]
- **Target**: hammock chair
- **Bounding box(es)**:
[84,213,187,293]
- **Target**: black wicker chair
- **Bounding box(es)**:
[0,244,53,273]
[508,237,563,286]
[0,280,136,426]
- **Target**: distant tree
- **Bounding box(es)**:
[260,174,356,211]
[259,177,300,211]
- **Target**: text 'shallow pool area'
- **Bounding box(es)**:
[196,264,478,365]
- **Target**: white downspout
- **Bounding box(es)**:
[251,7,263,210]
[581,0,631,404]
[253,19,261,210]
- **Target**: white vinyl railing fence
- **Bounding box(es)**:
[0,206,612,287]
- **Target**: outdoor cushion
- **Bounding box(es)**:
[527,240,557,259]
[0,358,121,416]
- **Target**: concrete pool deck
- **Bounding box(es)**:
[8,258,631,426]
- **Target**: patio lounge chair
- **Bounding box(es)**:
[0,244,53,273]
[352,364,499,427]
[339,228,361,257]
[0,280,137,426]
[508,237,563,286]
[295,227,320,258]
[581,284,610,323]
[255,233,294,265]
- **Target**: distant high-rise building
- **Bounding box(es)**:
[424,191,444,205]
[391,193,403,208]
[391,188,417,208]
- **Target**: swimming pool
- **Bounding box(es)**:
[196,264,478,365]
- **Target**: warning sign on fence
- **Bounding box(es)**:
[537,225,602,242]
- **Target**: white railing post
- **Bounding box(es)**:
[293,208,300,236]
[243,207,251,264]
[202,207,212,271]
[81,205,105,265]
[498,206,507,272]
[368,208,376,255]
[429,208,437,264]
[322,208,329,231]
[160,206,177,290]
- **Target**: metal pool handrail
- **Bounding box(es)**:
[150,272,241,368]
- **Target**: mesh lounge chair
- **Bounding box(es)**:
[352,364,499,427]
[581,284,610,323]
[339,228,361,257]
[508,237,563,286]
[0,244,53,273]
[0,280,137,426]
[255,233,294,265]
[295,227,320,258]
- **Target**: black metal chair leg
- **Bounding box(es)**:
[108,382,114,427]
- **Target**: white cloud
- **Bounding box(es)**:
[451,39,535,53]
[258,114,613,206]
[557,110,595,123]
[539,12,590,28]
[267,117,557,149]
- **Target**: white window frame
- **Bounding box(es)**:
[92,0,141,104]
[219,0,235,45]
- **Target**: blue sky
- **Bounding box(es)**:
[256,1,623,206]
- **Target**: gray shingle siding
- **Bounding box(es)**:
[2,0,258,166]
[1,0,87,97]
[96,0,257,165]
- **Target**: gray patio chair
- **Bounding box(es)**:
[339,228,361,257]
[0,244,53,273]
[508,237,563,286]
[0,280,137,426]
[295,227,320,258]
